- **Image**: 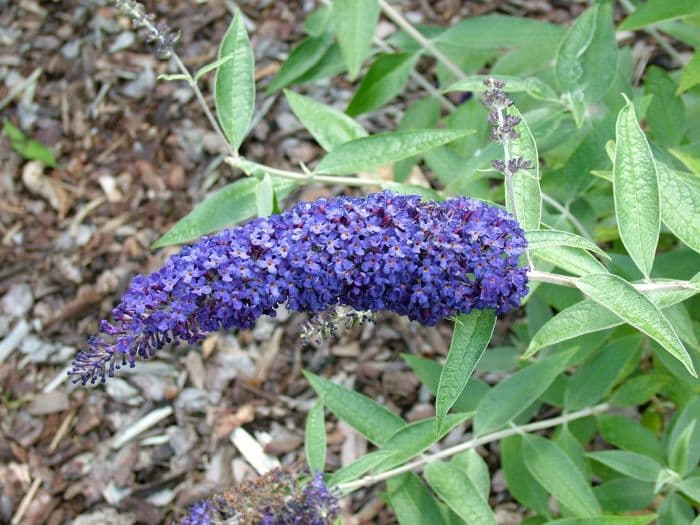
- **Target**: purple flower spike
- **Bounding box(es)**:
[70,191,528,384]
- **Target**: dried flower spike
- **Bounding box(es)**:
[70,192,528,384]
[181,469,339,525]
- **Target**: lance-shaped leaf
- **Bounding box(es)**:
[505,105,541,230]
[152,177,297,248]
[613,96,660,278]
[332,0,380,79]
[474,347,576,435]
[556,5,597,94]
[524,284,698,358]
[657,162,700,254]
[435,310,495,436]
[303,371,404,445]
[215,10,255,150]
[284,90,368,151]
[305,399,326,472]
[266,32,334,94]
[526,229,610,260]
[425,461,497,525]
[314,129,473,175]
[346,52,418,116]
[576,273,696,377]
[387,473,447,525]
[619,0,700,30]
[523,434,602,517]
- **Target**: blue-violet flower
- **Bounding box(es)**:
[70,191,527,384]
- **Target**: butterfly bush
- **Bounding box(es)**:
[70,191,528,384]
[181,470,339,525]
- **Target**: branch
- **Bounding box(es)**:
[338,403,610,493]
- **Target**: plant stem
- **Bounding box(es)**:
[224,156,384,188]
[541,192,593,241]
[338,403,610,493]
[116,0,239,161]
[528,269,699,294]
[378,0,466,81]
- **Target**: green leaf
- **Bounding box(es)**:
[669,420,696,476]
[474,347,576,435]
[293,44,346,85]
[524,286,698,358]
[522,434,602,517]
[451,450,490,501]
[375,413,472,473]
[402,354,489,413]
[594,478,656,513]
[215,10,255,150]
[305,399,326,472]
[3,120,58,167]
[284,90,368,151]
[424,461,497,525]
[677,52,700,94]
[667,397,700,473]
[657,163,700,254]
[679,476,700,502]
[332,0,380,79]
[658,493,695,525]
[304,6,332,37]
[505,105,541,230]
[575,273,696,377]
[613,96,660,278]
[597,414,664,462]
[578,1,617,103]
[609,373,671,406]
[526,229,610,260]
[501,435,551,517]
[443,75,558,101]
[153,177,295,248]
[394,97,442,181]
[266,33,334,94]
[565,335,642,410]
[434,15,565,76]
[619,0,700,30]
[303,371,404,445]
[255,173,274,217]
[556,5,598,94]
[387,473,447,525]
[346,52,418,116]
[645,66,685,147]
[587,450,664,482]
[531,245,608,277]
[547,517,655,525]
[314,129,473,175]
[435,310,495,436]
[327,450,392,487]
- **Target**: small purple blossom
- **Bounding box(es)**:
[181,500,212,525]
[70,192,528,384]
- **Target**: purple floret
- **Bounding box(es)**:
[70,191,528,384]
[181,500,212,525]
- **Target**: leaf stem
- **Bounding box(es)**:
[541,192,593,241]
[338,403,610,493]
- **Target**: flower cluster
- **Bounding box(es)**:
[69,191,528,384]
[180,470,339,525]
